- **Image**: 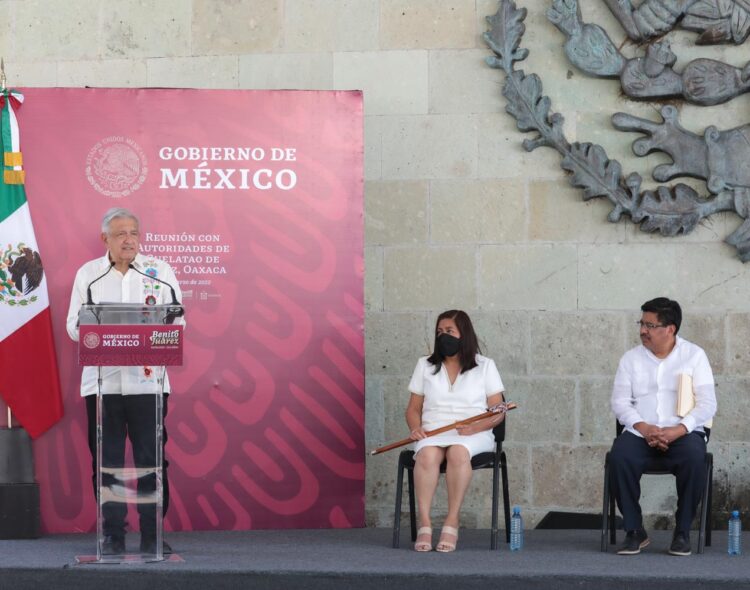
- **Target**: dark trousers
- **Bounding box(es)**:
[86,394,169,538]
[609,430,706,533]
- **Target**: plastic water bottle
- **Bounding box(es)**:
[510,506,523,551]
[728,510,742,556]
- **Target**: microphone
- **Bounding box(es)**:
[127,263,184,323]
[86,261,115,305]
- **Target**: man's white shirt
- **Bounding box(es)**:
[611,335,717,437]
[66,253,184,396]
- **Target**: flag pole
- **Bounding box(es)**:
[2,58,9,429]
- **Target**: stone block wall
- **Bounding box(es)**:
[4,0,749,530]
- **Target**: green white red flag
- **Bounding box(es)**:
[0,88,63,438]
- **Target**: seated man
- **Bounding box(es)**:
[609,297,716,557]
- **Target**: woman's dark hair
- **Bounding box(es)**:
[641,297,682,334]
[426,309,481,374]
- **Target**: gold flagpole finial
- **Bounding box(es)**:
[0,58,6,91]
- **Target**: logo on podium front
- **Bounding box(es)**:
[82,331,100,349]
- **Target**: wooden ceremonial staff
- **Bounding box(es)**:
[370,402,518,455]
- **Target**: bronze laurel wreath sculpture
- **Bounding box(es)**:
[484,0,750,261]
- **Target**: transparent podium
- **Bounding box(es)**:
[75,303,184,564]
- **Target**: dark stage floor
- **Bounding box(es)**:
[1,528,748,589]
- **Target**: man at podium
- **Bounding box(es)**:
[66,207,184,556]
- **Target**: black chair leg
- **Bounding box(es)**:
[601,458,610,552]
[392,460,405,549]
[706,457,713,547]
[391,461,404,549]
[407,467,417,542]
[698,455,713,553]
[609,490,617,545]
[602,453,617,548]
[501,451,511,544]
[491,457,500,550]
[698,470,707,554]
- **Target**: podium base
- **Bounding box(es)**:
[74,553,183,565]
[0,482,40,539]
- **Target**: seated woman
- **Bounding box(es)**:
[406,309,506,553]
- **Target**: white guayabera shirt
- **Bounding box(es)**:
[611,336,717,436]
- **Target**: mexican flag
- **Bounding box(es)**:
[0,88,63,438]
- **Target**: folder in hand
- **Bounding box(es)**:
[677,373,712,428]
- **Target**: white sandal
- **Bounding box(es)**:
[436,525,458,552]
[414,526,433,552]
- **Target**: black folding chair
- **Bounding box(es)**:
[392,420,510,549]
[601,422,713,553]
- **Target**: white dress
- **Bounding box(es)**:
[408,354,504,457]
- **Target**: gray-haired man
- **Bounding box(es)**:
[66,208,183,555]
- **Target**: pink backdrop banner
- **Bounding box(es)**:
[14,88,364,533]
